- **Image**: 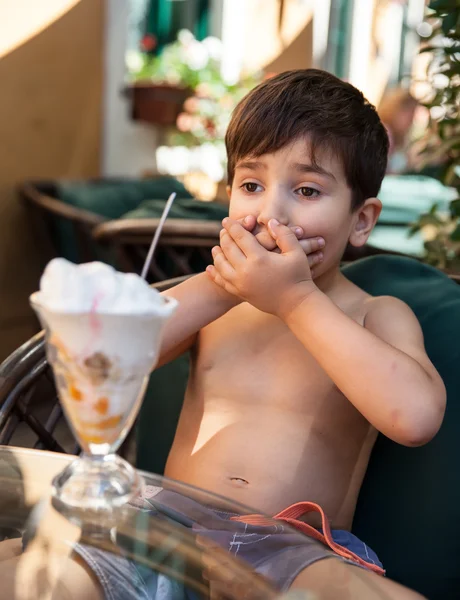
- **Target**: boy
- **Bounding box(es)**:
[157,69,445,597]
[1,69,445,599]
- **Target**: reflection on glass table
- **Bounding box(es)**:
[0,447,313,600]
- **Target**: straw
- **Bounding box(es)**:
[141,192,177,280]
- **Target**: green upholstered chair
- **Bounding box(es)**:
[137,255,460,599]
[20,177,199,265]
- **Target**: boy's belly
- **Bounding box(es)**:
[165,399,376,530]
[165,304,375,530]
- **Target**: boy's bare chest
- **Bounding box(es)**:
[194,303,364,413]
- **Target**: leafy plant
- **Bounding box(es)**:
[409,0,460,270]
[126,30,262,149]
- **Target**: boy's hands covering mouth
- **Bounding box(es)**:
[206,217,324,317]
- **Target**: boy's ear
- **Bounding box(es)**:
[348,198,382,248]
[226,185,231,200]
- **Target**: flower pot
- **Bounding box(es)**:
[126,83,192,127]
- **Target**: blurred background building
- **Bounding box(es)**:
[0,0,457,358]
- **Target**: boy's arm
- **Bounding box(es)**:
[157,272,239,368]
[207,218,446,447]
[282,291,446,446]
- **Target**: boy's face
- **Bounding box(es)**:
[228,138,381,277]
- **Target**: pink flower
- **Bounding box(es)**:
[176,113,194,132]
[184,97,201,113]
[196,83,211,98]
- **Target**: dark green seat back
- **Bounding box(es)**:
[137,356,189,476]
[344,256,460,599]
[137,256,460,598]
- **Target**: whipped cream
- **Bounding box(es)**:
[37,258,164,314]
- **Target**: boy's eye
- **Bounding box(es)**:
[241,182,262,193]
[296,186,320,198]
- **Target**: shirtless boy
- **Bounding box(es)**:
[0,70,445,599]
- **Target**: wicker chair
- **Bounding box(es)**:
[0,277,188,458]
[0,331,77,454]
[19,181,107,265]
[93,218,221,282]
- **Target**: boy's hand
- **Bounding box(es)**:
[206,218,321,317]
[209,215,307,307]
[240,214,308,252]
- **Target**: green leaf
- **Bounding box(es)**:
[445,164,460,186]
[429,0,460,11]
[450,225,460,241]
[408,224,421,237]
[450,198,460,217]
[419,45,442,53]
[445,44,460,54]
[442,11,459,35]
[416,213,443,228]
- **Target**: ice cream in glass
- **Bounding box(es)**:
[30,258,177,511]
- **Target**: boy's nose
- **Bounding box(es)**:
[256,194,289,228]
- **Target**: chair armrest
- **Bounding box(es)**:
[93,219,221,242]
[19,182,105,227]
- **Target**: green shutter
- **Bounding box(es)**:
[145,0,210,52]
[325,0,354,78]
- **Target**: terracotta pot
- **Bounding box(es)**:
[126,83,192,127]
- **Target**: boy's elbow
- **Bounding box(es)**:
[393,387,446,448]
[398,422,440,447]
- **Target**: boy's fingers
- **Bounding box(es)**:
[255,230,277,251]
[307,250,324,267]
[206,264,225,288]
[212,246,236,281]
[258,227,306,253]
[292,226,304,239]
[298,237,326,255]
[222,219,263,257]
[219,230,246,267]
[206,265,238,297]
[239,215,257,232]
[268,219,301,254]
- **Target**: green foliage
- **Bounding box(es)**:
[410,1,460,269]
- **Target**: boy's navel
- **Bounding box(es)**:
[230,477,249,485]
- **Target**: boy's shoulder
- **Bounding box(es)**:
[362,294,423,342]
[339,280,415,327]
[363,294,414,319]
[343,276,415,328]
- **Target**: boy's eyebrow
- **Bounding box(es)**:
[292,162,337,182]
[235,160,267,171]
[235,160,337,182]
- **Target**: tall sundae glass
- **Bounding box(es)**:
[30,259,177,511]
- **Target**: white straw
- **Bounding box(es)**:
[141,192,177,280]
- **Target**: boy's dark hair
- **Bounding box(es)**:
[225,69,389,209]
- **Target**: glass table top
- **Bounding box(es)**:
[0,446,312,600]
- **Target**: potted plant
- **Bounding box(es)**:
[126,30,261,128]
[409,0,460,270]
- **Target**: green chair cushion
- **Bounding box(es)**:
[58,177,194,219]
[53,177,194,262]
[122,197,228,222]
[344,256,460,599]
[137,255,460,599]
